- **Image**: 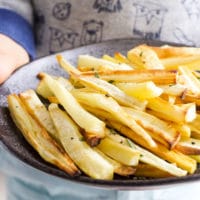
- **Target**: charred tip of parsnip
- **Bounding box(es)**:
[83,132,102,147]
[180,90,193,100]
[37,72,46,80]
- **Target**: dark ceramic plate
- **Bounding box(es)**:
[0,38,200,190]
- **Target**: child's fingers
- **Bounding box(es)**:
[0,34,30,84]
[0,54,29,84]
[0,54,16,84]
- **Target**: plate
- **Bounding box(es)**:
[0,38,199,190]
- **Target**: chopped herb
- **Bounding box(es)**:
[94,72,100,78]
[120,140,123,144]
[79,137,85,141]
[105,93,110,97]
[139,51,143,57]
[110,128,117,135]
[108,80,115,84]
[140,154,143,157]
[70,137,74,140]
[126,138,136,149]
[191,141,196,145]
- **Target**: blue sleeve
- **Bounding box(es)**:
[0,8,36,60]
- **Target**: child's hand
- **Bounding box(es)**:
[0,34,29,84]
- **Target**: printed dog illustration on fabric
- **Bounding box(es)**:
[133,0,167,40]
[80,20,104,45]
[52,2,71,20]
[49,27,78,53]
[93,0,122,13]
